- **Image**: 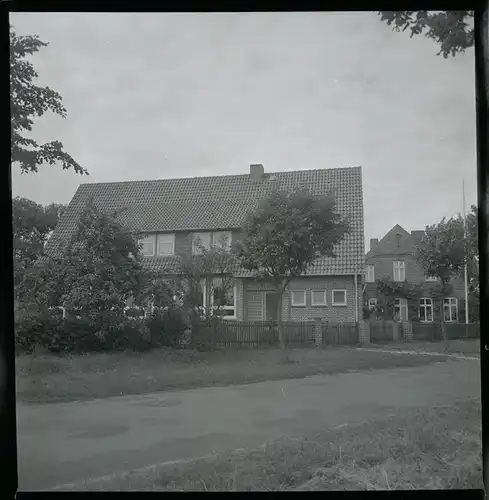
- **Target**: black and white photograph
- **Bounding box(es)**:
[10,11,483,491]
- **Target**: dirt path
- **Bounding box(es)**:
[17,358,480,491]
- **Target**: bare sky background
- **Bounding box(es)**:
[10,12,477,251]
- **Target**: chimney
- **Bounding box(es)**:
[370,238,379,251]
[250,163,264,181]
[411,230,424,241]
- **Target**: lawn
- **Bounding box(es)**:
[55,398,483,491]
[17,345,457,404]
[366,339,480,356]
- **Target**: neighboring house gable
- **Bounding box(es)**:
[364,224,467,322]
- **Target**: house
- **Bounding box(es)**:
[363,224,467,323]
[44,164,365,323]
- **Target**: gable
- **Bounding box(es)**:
[366,224,416,258]
[45,166,365,275]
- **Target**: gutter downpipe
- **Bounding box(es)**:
[354,273,359,322]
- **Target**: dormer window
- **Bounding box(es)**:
[192,231,232,255]
[157,233,175,256]
[141,235,155,256]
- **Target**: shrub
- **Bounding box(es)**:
[15,308,62,354]
[146,307,187,348]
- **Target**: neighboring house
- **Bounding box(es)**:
[363,224,467,323]
[45,164,365,323]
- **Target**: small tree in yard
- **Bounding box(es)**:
[179,234,237,350]
[234,188,349,352]
[415,207,479,331]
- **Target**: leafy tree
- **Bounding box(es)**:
[179,234,237,349]
[415,206,479,325]
[10,26,88,175]
[19,201,162,334]
[234,188,349,351]
[12,196,65,297]
[378,11,474,58]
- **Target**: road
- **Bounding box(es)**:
[16,358,480,491]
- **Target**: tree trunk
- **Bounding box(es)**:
[276,291,285,351]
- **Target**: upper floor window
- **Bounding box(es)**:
[192,231,232,255]
[393,261,405,282]
[213,231,232,251]
[192,232,212,255]
[157,233,175,256]
[364,265,375,283]
[425,274,438,282]
[141,235,155,256]
[443,297,458,322]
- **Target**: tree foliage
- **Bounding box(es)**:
[234,188,349,350]
[379,11,474,58]
[415,206,478,285]
[19,202,172,332]
[10,26,88,175]
[12,196,65,294]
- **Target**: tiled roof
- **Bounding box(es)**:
[45,166,365,275]
[366,224,422,259]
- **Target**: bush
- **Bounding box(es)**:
[146,307,187,348]
[15,308,62,354]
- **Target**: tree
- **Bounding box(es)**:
[179,234,237,350]
[234,188,349,352]
[19,201,155,333]
[379,11,474,59]
[10,26,88,175]
[415,206,479,325]
[12,196,65,297]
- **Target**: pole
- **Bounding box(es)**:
[463,180,469,324]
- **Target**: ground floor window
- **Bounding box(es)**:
[332,289,347,306]
[198,278,236,319]
[394,298,408,321]
[419,298,433,322]
[443,297,458,322]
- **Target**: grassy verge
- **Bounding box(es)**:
[17,346,456,404]
[367,339,480,356]
[58,399,482,491]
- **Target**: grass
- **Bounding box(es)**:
[17,345,457,404]
[367,339,480,356]
[57,399,483,491]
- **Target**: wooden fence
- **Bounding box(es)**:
[412,322,480,341]
[321,322,359,345]
[214,321,317,348]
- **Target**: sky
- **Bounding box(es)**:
[10,12,477,252]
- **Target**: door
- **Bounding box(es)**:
[265,292,279,321]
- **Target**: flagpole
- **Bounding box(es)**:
[463,180,469,324]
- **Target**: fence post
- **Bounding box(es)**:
[402,321,413,342]
[358,320,370,345]
[393,321,401,341]
[314,318,322,347]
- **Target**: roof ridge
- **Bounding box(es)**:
[78,165,362,188]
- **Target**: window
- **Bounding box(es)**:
[291,290,306,307]
[443,298,458,322]
[311,290,327,306]
[425,274,438,282]
[394,298,408,321]
[419,298,433,322]
[368,298,377,310]
[213,231,232,251]
[141,235,155,256]
[157,233,175,256]
[211,279,236,318]
[364,265,375,283]
[332,289,347,306]
[393,261,405,282]
[192,232,212,254]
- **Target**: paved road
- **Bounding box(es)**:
[17,358,480,491]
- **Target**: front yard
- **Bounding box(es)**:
[17,345,460,404]
[366,339,480,356]
[55,398,483,491]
